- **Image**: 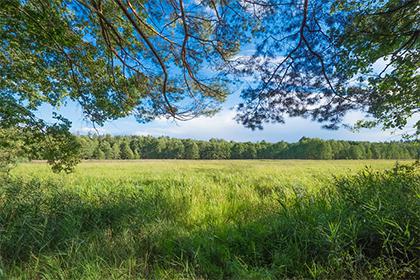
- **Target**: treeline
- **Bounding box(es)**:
[62,135,420,160]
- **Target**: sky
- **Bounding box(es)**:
[34,55,407,143]
[32,7,407,144]
[33,51,407,144]
[29,1,413,144]
[36,91,404,143]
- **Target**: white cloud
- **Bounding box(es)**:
[72,126,107,135]
[117,109,395,142]
[36,91,404,143]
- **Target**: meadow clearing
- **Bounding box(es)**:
[1,160,418,279]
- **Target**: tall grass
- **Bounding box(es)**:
[0,160,418,279]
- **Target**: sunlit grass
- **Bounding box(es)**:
[1,160,418,279]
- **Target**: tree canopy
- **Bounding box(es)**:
[234,0,419,132]
[0,0,418,171]
[38,134,420,160]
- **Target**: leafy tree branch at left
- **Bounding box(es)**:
[0,95,80,173]
[0,0,237,171]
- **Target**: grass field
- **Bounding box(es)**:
[1,160,419,279]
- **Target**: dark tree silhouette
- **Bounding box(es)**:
[234,0,419,134]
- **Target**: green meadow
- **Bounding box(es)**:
[1,160,419,279]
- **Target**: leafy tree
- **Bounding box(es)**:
[129,138,141,159]
[339,0,419,134]
[231,143,245,159]
[0,0,232,171]
[166,139,185,159]
[255,141,271,159]
[93,148,106,160]
[364,144,373,160]
[349,145,364,160]
[100,141,113,159]
[243,143,257,159]
[234,0,419,136]
[155,138,169,159]
[0,97,81,172]
[119,142,134,160]
[132,149,141,160]
[29,134,420,160]
[0,128,27,173]
[111,143,121,160]
[201,139,231,159]
[318,142,333,160]
[271,142,288,159]
[78,137,95,159]
[184,140,200,159]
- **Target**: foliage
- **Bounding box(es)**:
[184,140,200,159]
[0,0,231,122]
[0,128,25,173]
[234,0,419,135]
[57,135,420,160]
[0,0,234,171]
[0,97,81,173]
[119,141,134,159]
[1,160,418,278]
[0,0,418,172]
[339,0,419,134]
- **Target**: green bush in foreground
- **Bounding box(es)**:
[0,163,418,279]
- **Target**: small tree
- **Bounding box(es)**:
[101,141,113,159]
[184,140,200,159]
[112,143,121,159]
[231,143,245,159]
[120,142,134,160]
[318,142,333,160]
[243,143,257,159]
[349,145,364,160]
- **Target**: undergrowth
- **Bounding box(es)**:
[0,162,418,279]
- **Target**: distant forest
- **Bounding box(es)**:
[31,135,418,161]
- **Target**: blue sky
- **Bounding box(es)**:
[34,49,407,143]
[32,2,410,143]
[36,90,403,143]
[34,55,406,143]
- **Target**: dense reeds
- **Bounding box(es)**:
[1,160,418,279]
